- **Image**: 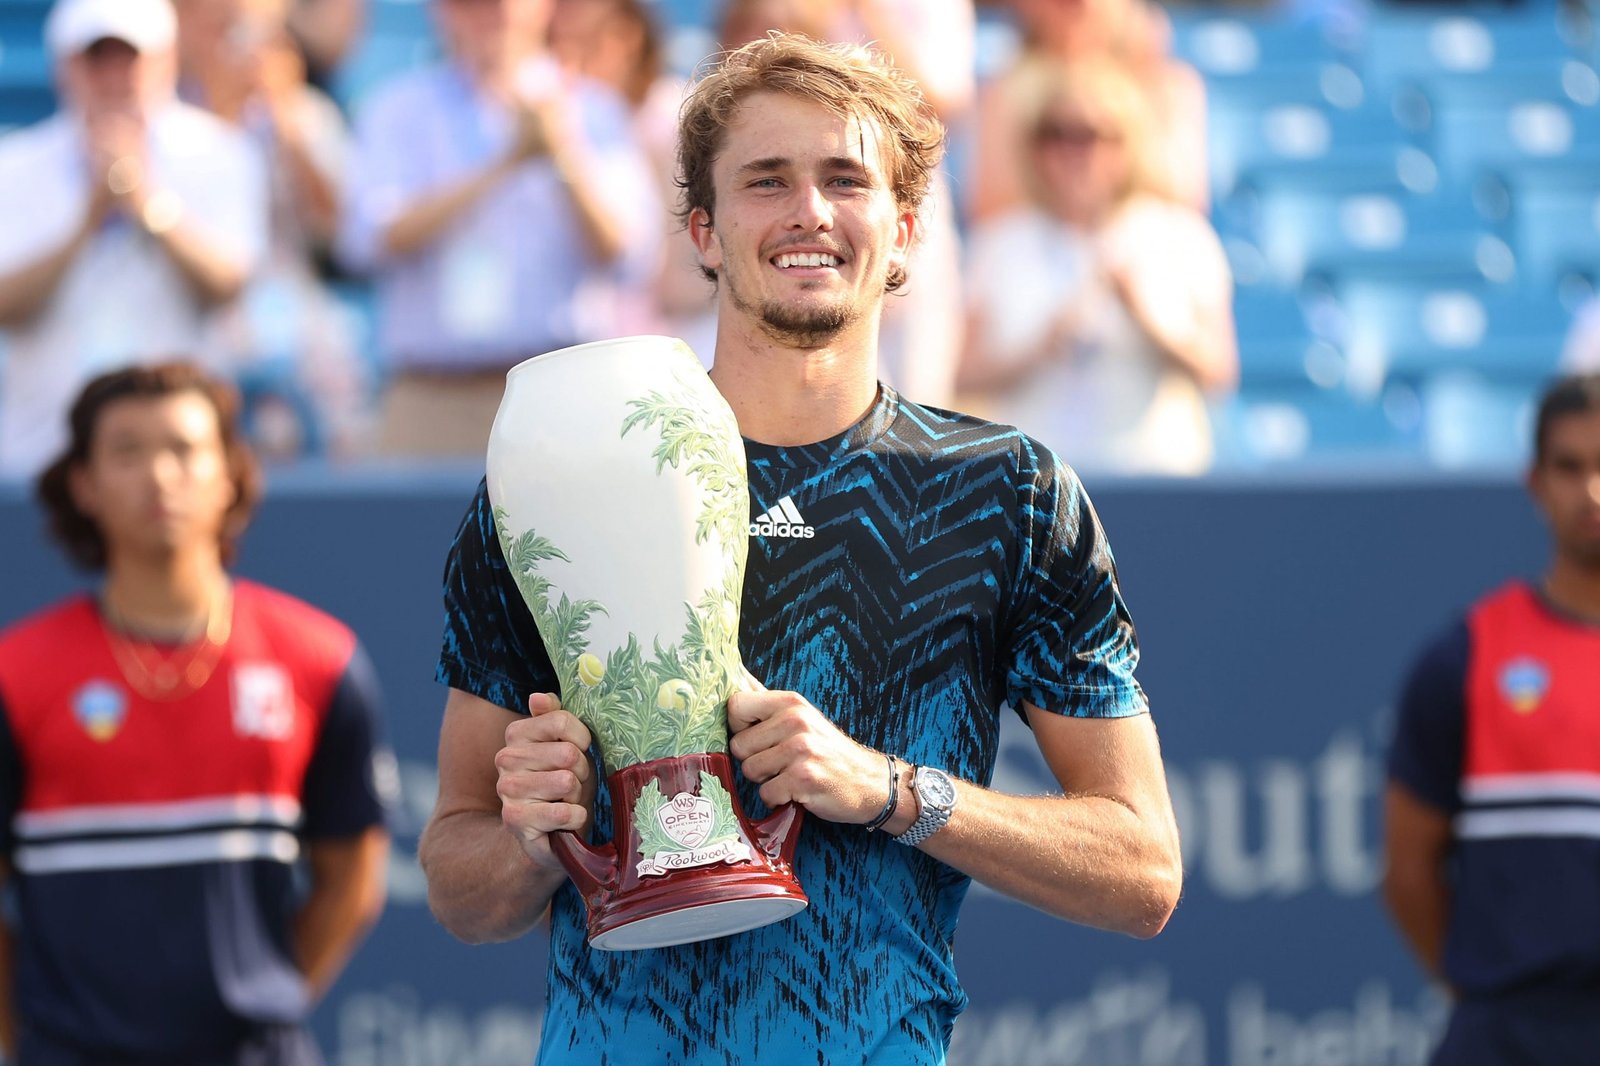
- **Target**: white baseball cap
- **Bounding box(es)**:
[45,0,177,59]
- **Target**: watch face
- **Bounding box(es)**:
[921,769,957,810]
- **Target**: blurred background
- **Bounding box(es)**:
[1,0,1596,1062]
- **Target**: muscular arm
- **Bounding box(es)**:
[729,691,1182,938]
[418,689,591,944]
[921,707,1181,937]
[1382,782,1454,980]
[295,826,389,999]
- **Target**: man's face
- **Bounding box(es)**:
[1529,407,1600,568]
[62,37,159,114]
[689,91,914,348]
[69,392,236,564]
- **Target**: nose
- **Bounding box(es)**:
[787,183,834,232]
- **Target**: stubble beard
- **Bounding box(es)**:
[723,258,864,348]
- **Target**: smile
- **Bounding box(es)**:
[773,252,841,269]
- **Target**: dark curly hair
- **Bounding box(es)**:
[35,362,263,571]
[675,31,946,292]
[1534,372,1600,464]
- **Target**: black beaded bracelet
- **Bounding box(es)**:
[864,753,900,832]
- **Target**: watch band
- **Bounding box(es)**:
[895,766,955,846]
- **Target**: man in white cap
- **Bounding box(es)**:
[0,0,268,479]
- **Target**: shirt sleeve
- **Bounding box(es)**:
[1387,619,1470,813]
[0,689,20,857]
[436,479,559,715]
[300,642,396,839]
[1003,438,1147,719]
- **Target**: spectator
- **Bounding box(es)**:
[0,362,391,1063]
[175,0,373,459]
[340,0,661,458]
[969,0,1209,220]
[0,0,268,479]
[960,57,1237,477]
[287,0,366,91]
[549,0,688,342]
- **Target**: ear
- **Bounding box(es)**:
[67,462,98,520]
[888,209,916,276]
[688,206,721,275]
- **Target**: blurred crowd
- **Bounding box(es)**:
[0,0,1590,480]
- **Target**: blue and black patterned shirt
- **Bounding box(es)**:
[437,385,1148,1065]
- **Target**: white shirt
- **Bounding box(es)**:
[0,103,268,478]
[965,197,1230,476]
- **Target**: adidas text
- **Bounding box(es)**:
[749,521,816,538]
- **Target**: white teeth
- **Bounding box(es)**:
[775,252,840,269]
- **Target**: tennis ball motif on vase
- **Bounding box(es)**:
[492,361,748,770]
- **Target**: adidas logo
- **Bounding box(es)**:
[749,496,816,539]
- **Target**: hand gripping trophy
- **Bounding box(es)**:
[486,336,808,950]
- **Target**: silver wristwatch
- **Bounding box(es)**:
[895,766,957,846]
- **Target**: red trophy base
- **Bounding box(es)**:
[550,752,808,951]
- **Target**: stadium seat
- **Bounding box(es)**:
[1331,276,1568,383]
[1505,164,1600,291]
[1232,285,1326,386]
[1360,8,1577,99]
[1215,378,1427,468]
[1244,178,1510,288]
[1419,368,1539,468]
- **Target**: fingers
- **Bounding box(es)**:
[496,693,596,865]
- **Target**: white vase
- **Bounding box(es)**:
[486,336,807,951]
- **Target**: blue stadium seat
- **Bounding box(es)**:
[1232,285,1325,386]
[1419,368,1539,468]
[1360,8,1577,99]
[1215,379,1427,467]
[1172,13,1349,79]
[1244,179,1510,287]
[365,0,433,40]
[1331,276,1568,383]
[1428,94,1600,182]
[1215,101,1416,208]
[1506,164,1600,289]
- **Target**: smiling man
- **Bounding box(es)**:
[421,33,1181,1066]
[1384,372,1600,1065]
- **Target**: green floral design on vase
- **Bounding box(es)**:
[493,362,748,769]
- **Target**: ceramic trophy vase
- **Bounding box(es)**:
[486,336,808,951]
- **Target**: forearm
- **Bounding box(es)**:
[918,783,1181,938]
[148,215,252,306]
[1383,871,1450,979]
[1123,289,1237,393]
[0,221,95,326]
[274,125,341,245]
[294,830,390,999]
[381,161,512,259]
[550,152,627,265]
[418,809,567,944]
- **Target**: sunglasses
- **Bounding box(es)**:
[1033,122,1119,147]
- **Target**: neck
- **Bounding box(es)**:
[708,311,881,446]
[1543,556,1600,623]
[102,549,228,636]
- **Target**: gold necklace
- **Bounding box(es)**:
[102,583,234,702]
